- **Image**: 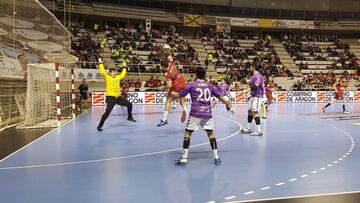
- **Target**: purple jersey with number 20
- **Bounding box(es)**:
[179,80,221,119]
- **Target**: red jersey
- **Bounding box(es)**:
[335,82,344,99]
[165,59,186,94]
[265,83,274,101]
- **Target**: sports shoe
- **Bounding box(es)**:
[262,116,267,119]
[157,120,168,127]
[181,110,186,123]
[175,157,188,166]
[241,127,251,133]
[343,111,350,114]
[250,130,263,136]
[214,158,222,165]
[97,126,103,132]
[127,116,137,122]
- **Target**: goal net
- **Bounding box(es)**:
[21,63,75,128]
[0,0,71,129]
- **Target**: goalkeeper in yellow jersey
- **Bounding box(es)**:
[97,58,136,131]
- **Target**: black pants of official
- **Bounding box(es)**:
[98,96,133,128]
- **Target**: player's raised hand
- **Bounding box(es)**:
[98,57,103,63]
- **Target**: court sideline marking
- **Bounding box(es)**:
[206,113,357,203]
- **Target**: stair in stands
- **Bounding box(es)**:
[272,38,299,73]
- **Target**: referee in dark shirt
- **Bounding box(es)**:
[78,79,89,111]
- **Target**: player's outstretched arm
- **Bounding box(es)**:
[116,61,127,80]
[98,57,107,77]
[218,96,234,113]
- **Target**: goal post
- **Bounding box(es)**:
[21,63,76,128]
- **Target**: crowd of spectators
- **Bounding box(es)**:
[70,23,101,69]
[198,29,287,83]
[103,22,200,73]
[282,33,359,70]
[292,69,359,91]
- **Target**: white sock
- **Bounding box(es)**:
[182,149,189,159]
[213,149,219,159]
[257,125,261,131]
[247,123,251,129]
[162,111,169,121]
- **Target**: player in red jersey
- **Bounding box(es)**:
[323,77,350,114]
[261,79,275,119]
[157,44,187,127]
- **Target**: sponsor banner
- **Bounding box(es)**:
[354,92,360,102]
[14,29,48,40]
[277,91,286,102]
[45,54,78,63]
[74,69,103,81]
[92,91,360,105]
[259,19,273,28]
[235,92,246,103]
[28,41,63,52]
[216,16,231,24]
[244,18,259,27]
[300,21,315,29]
[230,18,245,27]
[128,92,145,104]
[230,17,259,27]
[285,91,317,102]
[92,92,106,105]
[272,20,301,28]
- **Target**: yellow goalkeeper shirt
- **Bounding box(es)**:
[99,63,127,97]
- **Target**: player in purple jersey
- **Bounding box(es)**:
[175,67,233,166]
[212,78,230,109]
[242,66,264,136]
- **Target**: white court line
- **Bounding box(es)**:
[224,190,360,203]
[0,110,90,164]
[289,178,297,182]
[205,201,216,203]
[244,191,254,195]
[0,114,242,170]
[276,182,285,186]
[311,171,318,174]
[224,196,236,200]
[320,167,326,170]
[261,187,271,190]
[301,174,308,178]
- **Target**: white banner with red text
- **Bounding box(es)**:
[92,91,360,105]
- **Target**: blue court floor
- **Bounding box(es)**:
[0,103,359,203]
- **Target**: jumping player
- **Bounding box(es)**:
[175,67,233,165]
[322,77,350,114]
[242,66,264,136]
[157,44,187,127]
[97,58,136,131]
